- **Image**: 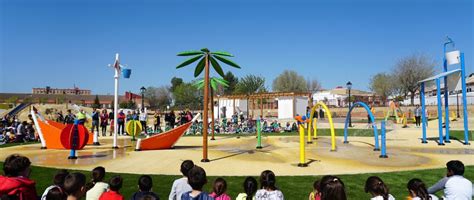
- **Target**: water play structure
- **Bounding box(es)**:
[306,101,336,151]
[135,113,200,151]
[343,101,380,151]
[419,38,470,145]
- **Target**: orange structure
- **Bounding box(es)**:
[35,119,93,149]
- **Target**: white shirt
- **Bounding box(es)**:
[370,194,395,200]
[255,189,284,200]
[86,182,109,200]
[169,177,192,200]
[41,185,57,200]
[412,195,439,200]
[429,175,473,200]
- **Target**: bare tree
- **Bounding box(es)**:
[369,73,395,106]
[306,78,322,93]
[145,86,172,110]
[392,54,435,105]
[272,70,308,92]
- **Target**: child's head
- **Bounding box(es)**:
[212,177,227,197]
[109,175,123,192]
[313,179,321,193]
[446,160,464,176]
[187,166,207,191]
[364,176,389,199]
[320,175,346,200]
[91,166,106,182]
[63,172,86,197]
[259,170,277,190]
[53,169,69,188]
[138,175,153,192]
[180,160,195,177]
[243,177,258,200]
[141,194,157,200]
[3,154,31,177]
[407,178,430,199]
[46,186,67,200]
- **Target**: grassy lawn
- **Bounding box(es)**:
[7,163,471,199]
[0,141,38,148]
[449,130,474,141]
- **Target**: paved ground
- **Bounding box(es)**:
[0,119,472,176]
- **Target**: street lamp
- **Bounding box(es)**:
[346,81,352,127]
[140,86,146,111]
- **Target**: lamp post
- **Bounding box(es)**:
[346,81,352,127]
[140,86,146,111]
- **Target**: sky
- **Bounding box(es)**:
[0,0,473,95]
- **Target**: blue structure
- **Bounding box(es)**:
[419,39,470,145]
[343,101,379,151]
[379,121,388,158]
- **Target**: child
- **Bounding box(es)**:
[236,177,258,200]
[180,166,213,200]
[45,186,67,200]
[41,169,69,200]
[407,178,438,200]
[308,179,321,200]
[320,175,346,200]
[130,175,160,200]
[209,178,231,200]
[364,176,395,200]
[99,176,124,200]
[255,170,284,200]
[86,166,109,200]
[0,154,38,200]
[169,160,194,200]
[63,172,87,200]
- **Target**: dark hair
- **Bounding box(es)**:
[407,178,431,200]
[138,175,153,192]
[259,170,277,190]
[243,177,258,200]
[141,195,157,200]
[212,177,227,197]
[446,160,464,175]
[109,175,123,191]
[180,160,194,177]
[320,175,346,200]
[313,179,321,191]
[3,154,31,177]
[63,172,86,196]
[187,166,207,190]
[53,169,69,188]
[46,186,67,200]
[85,166,106,191]
[365,176,389,200]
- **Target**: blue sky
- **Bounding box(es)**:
[0,0,472,95]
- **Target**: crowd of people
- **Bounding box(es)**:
[0,154,472,200]
[0,114,36,144]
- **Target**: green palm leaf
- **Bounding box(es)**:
[209,57,225,77]
[213,55,241,69]
[194,57,206,77]
[212,51,233,57]
[210,80,218,90]
[213,78,229,87]
[192,79,205,88]
[177,51,204,56]
[176,55,203,69]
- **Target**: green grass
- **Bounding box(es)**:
[0,141,38,148]
[449,130,474,141]
[6,163,471,199]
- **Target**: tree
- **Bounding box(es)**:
[235,75,266,94]
[306,78,322,93]
[170,77,184,92]
[272,70,308,92]
[223,71,238,95]
[92,95,101,109]
[173,83,202,110]
[369,73,394,106]
[145,86,172,110]
[119,100,137,109]
[176,48,241,162]
[5,96,18,106]
[392,54,435,105]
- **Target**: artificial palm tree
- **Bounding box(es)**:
[194,77,229,140]
[176,48,240,162]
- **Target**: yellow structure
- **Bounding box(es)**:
[307,101,336,151]
[298,124,307,167]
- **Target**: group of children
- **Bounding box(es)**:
[0,154,472,200]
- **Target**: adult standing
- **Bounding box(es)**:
[139,109,147,134]
[169,110,176,128]
[117,110,126,136]
[414,105,421,128]
[76,109,87,125]
[91,108,100,134]
[64,110,75,124]
[154,111,161,133]
[100,109,109,137]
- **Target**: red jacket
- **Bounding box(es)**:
[99,190,124,200]
[0,175,38,200]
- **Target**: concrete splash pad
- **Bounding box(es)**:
[1,124,473,176]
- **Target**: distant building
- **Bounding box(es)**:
[32,86,91,95]
[312,87,382,107]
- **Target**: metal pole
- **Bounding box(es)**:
[113,55,119,149]
[460,53,470,145]
[348,89,352,127]
[436,78,444,145]
[456,92,460,118]
[420,82,427,143]
[379,121,388,158]
[443,41,451,143]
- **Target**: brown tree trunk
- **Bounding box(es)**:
[210,89,215,140]
[202,55,210,162]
